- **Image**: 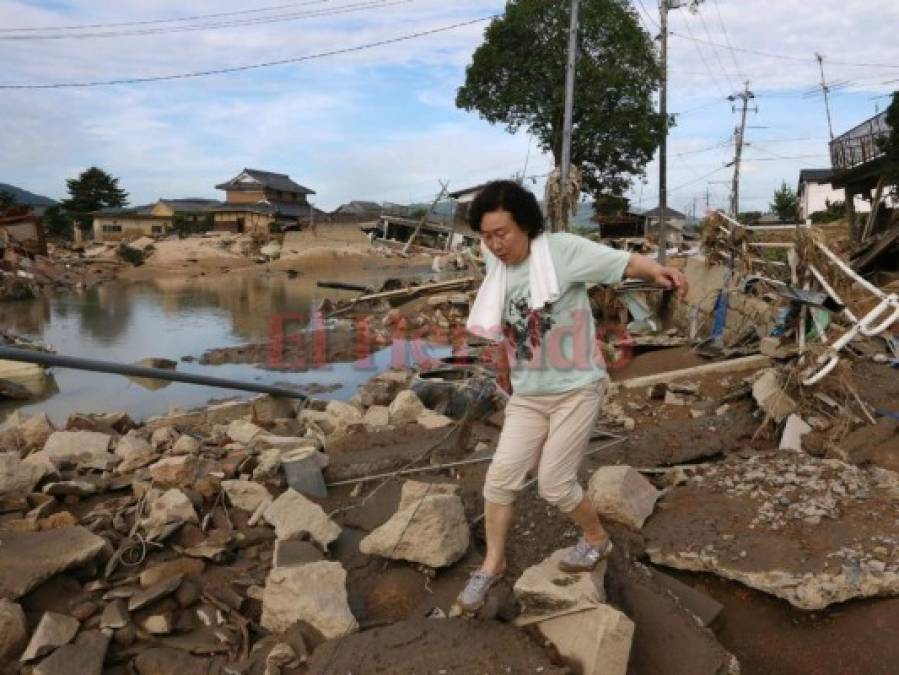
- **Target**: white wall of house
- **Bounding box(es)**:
[799,182,871,220]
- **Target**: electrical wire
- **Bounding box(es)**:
[709,0,745,81]
[0,0,331,32]
[0,16,496,89]
[0,0,413,41]
[695,6,736,91]
[674,10,728,97]
[670,30,899,69]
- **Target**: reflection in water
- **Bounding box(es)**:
[1,266,444,425]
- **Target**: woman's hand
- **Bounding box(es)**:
[625,253,689,300]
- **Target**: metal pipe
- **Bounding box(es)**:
[0,346,308,401]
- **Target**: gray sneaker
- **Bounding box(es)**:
[558,537,613,573]
[456,570,501,613]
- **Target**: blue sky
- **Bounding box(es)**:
[2,0,898,213]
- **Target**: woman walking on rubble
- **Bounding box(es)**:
[457,180,687,612]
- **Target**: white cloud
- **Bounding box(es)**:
[1,0,896,212]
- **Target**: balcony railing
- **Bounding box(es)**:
[830,111,891,171]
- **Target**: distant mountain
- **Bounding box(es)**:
[0,182,57,207]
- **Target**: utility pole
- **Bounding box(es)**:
[558,0,580,232]
[657,0,670,262]
[728,82,756,218]
[816,53,835,141]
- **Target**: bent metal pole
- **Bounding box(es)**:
[0,346,308,401]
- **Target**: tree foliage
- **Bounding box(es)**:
[62,167,129,229]
[770,181,799,222]
[809,198,845,224]
[43,205,75,239]
[456,0,665,199]
[0,190,16,210]
[878,90,899,181]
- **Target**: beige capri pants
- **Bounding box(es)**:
[483,378,608,513]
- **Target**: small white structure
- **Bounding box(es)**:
[797,168,870,221]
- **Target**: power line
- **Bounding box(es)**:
[674,11,728,97]
[709,0,745,81]
[0,0,412,41]
[634,0,659,31]
[670,31,899,69]
[694,7,736,91]
[668,164,729,193]
[0,16,495,89]
[0,0,331,32]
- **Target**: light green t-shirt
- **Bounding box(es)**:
[485,233,630,396]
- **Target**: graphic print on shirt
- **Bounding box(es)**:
[503,293,555,363]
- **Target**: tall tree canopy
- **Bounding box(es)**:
[62,167,129,228]
[456,0,665,199]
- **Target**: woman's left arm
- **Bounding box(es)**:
[624,253,689,300]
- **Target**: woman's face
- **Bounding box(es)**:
[479,209,530,265]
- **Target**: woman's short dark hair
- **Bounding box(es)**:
[468,180,545,239]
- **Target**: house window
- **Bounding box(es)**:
[151,225,162,234]
[101,224,122,233]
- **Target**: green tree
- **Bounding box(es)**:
[878,91,899,182]
[809,198,845,224]
[770,181,799,222]
[61,167,129,230]
[0,190,16,210]
[456,0,665,200]
[43,205,75,239]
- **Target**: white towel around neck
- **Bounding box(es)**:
[466,234,561,342]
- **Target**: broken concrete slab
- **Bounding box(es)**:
[150,426,179,449]
[752,369,797,424]
[274,539,325,568]
[513,547,606,623]
[148,455,198,488]
[388,390,427,425]
[645,452,899,610]
[17,412,55,449]
[20,611,79,662]
[588,465,660,530]
[604,554,737,675]
[363,405,390,429]
[99,599,129,630]
[534,604,635,675]
[114,431,157,472]
[281,453,327,498]
[359,480,469,568]
[263,488,341,548]
[226,419,264,445]
[418,411,454,430]
[139,488,199,541]
[171,434,200,455]
[129,575,183,611]
[0,526,105,600]
[0,451,47,498]
[647,568,724,628]
[32,629,109,675]
[325,400,363,424]
[221,479,272,512]
[132,647,214,675]
[780,414,812,452]
[261,562,357,639]
[139,558,204,587]
[43,430,116,470]
[0,598,27,662]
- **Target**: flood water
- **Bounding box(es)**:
[2,265,451,425]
